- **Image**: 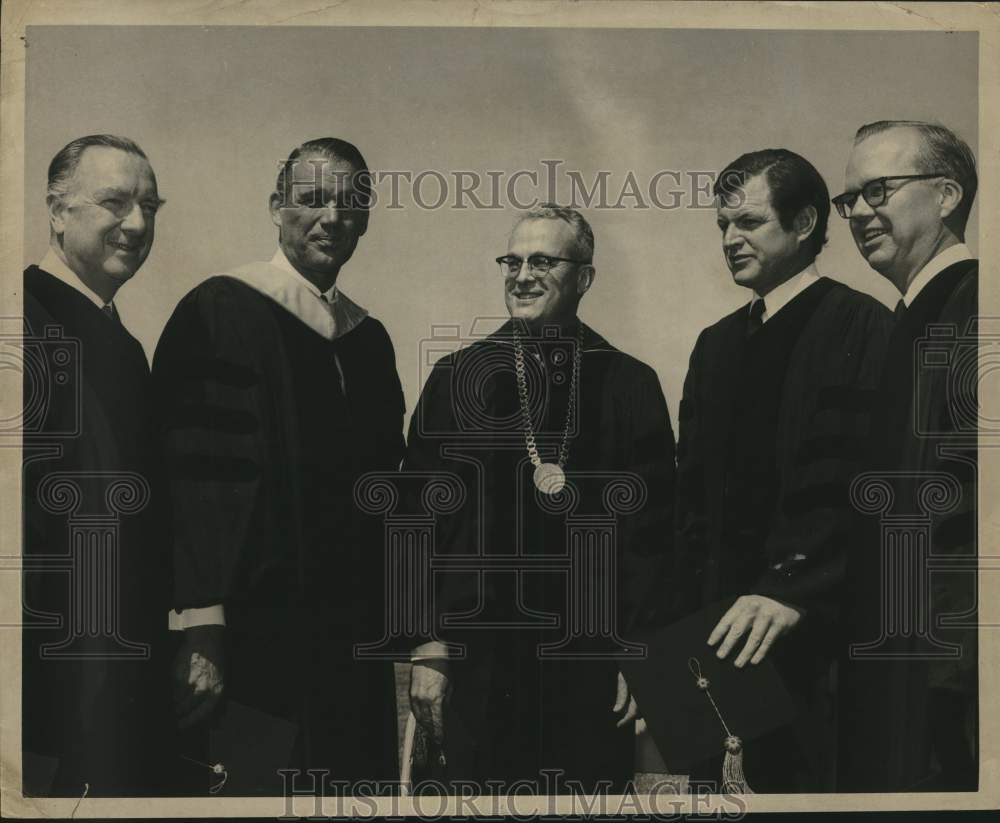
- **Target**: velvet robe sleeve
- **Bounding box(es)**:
[397,353,483,647]
[921,268,977,694]
[672,329,712,621]
[751,293,894,635]
[152,278,284,610]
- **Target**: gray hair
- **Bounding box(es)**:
[47,134,149,199]
[513,203,595,262]
[855,120,977,231]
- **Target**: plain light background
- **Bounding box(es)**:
[23,26,978,428]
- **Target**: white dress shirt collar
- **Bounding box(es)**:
[751,262,821,324]
[39,248,110,311]
[903,243,973,307]
[269,247,339,303]
[216,248,368,341]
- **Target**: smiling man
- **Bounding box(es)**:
[152,138,404,794]
[22,134,174,795]
[404,205,675,793]
[835,121,979,792]
[672,149,893,792]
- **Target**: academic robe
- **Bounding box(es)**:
[838,259,978,792]
[151,273,404,793]
[403,320,675,792]
[22,265,174,796]
[673,277,893,792]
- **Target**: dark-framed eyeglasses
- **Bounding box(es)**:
[495,254,591,277]
[831,173,946,218]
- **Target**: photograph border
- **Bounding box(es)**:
[2,0,998,817]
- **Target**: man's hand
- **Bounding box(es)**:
[612,671,639,728]
[708,595,802,667]
[173,624,225,728]
[409,657,451,745]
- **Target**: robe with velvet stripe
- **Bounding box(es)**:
[673,276,893,790]
[838,259,978,792]
[151,274,404,791]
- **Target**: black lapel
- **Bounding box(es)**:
[903,258,978,331]
[26,265,150,375]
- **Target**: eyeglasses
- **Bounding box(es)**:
[831,173,945,218]
[495,254,591,277]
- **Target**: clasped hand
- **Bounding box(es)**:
[172,624,225,728]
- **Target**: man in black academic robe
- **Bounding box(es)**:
[152,138,403,794]
[406,205,675,794]
[673,150,892,793]
[22,135,174,796]
[834,120,979,791]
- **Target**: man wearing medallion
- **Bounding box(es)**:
[404,205,675,792]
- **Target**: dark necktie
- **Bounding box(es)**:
[102,302,121,324]
[747,298,766,336]
[894,299,906,320]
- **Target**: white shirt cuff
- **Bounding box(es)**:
[168,605,226,631]
[410,640,450,661]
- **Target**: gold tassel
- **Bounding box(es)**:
[722,735,753,794]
